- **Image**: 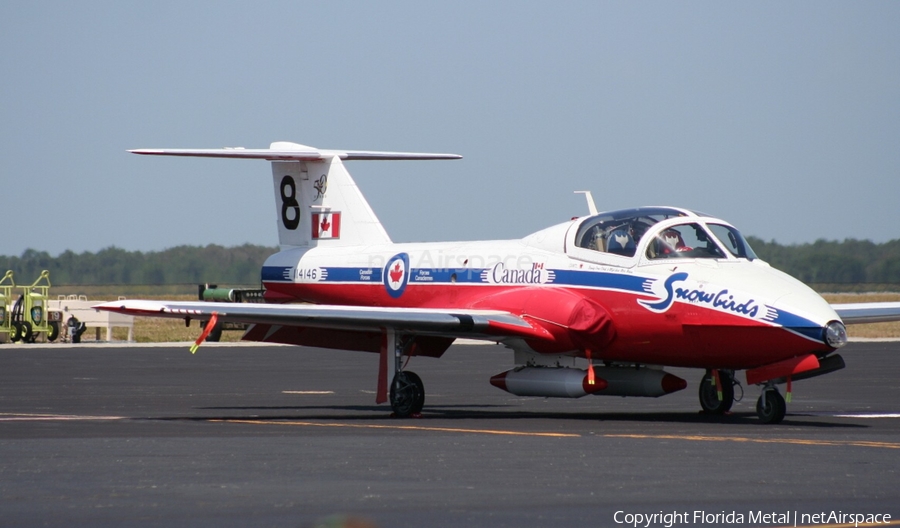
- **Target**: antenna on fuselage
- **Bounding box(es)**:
[574,191,598,215]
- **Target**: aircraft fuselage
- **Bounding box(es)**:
[262,212,839,371]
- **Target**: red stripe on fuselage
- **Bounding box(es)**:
[262,281,830,369]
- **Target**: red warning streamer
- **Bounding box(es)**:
[190,312,219,354]
[585,349,596,385]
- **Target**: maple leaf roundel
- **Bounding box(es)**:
[383,252,410,298]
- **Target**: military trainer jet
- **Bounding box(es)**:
[97,142,900,424]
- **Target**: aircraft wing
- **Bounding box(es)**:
[93,300,551,341]
[832,302,900,325]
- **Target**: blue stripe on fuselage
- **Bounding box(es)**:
[266,266,652,292]
[549,269,651,293]
[763,305,824,342]
[323,267,383,282]
[263,265,653,295]
[261,266,293,281]
[409,268,486,284]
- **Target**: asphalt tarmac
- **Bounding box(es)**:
[1,340,899,528]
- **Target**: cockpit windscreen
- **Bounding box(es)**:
[707,224,758,260]
[645,223,726,259]
[575,207,689,258]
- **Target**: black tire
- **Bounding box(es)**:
[73,322,86,343]
[404,371,425,414]
[756,390,786,424]
[699,370,734,414]
[48,322,60,342]
[390,371,425,417]
[18,321,34,343]
[207,321,223,342]
[10,322,22,343]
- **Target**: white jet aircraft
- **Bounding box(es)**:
[97,142,900,424]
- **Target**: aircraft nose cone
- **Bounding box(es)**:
[767,292,838,345]
[824,320,848,348]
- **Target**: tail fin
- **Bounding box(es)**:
[272,152,391,247]
[130,141,461,248]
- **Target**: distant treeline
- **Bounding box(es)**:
[0,244,277,286]
[1,238,899,288]
[746,237,900,286]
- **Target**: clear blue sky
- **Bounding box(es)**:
[2,1,898,257]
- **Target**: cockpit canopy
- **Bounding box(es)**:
[573,207,757,261]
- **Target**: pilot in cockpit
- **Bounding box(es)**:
[648,225,729,259]
[606,228,634,255]
[588,227,605,251]
[659,229,692,255]
[603,224,636,256]
[585,223,637,257]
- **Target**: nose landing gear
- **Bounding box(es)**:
[756,386,786,424]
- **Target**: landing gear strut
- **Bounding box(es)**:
[390,371,425,418]
[381,329,426,418]
[756,386,786,424]
[698,369,735,414]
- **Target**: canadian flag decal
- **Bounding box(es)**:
[311,212,341,239]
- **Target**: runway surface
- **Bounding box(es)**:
[1,341,899,528]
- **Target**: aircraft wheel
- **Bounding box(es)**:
[48,322,60,342]
[390,371,425,417]
[405,371,425,414]
[756,389,786,424]
[18,321,34,343]
[699,370,734,414]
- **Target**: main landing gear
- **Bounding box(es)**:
[698,369,735,414]
[382,330,426,418]
[390,370,425,418]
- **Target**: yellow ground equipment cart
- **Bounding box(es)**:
[10,270,62,343]
[0,271,14,342]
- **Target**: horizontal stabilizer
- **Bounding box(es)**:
[130,142,462,161]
